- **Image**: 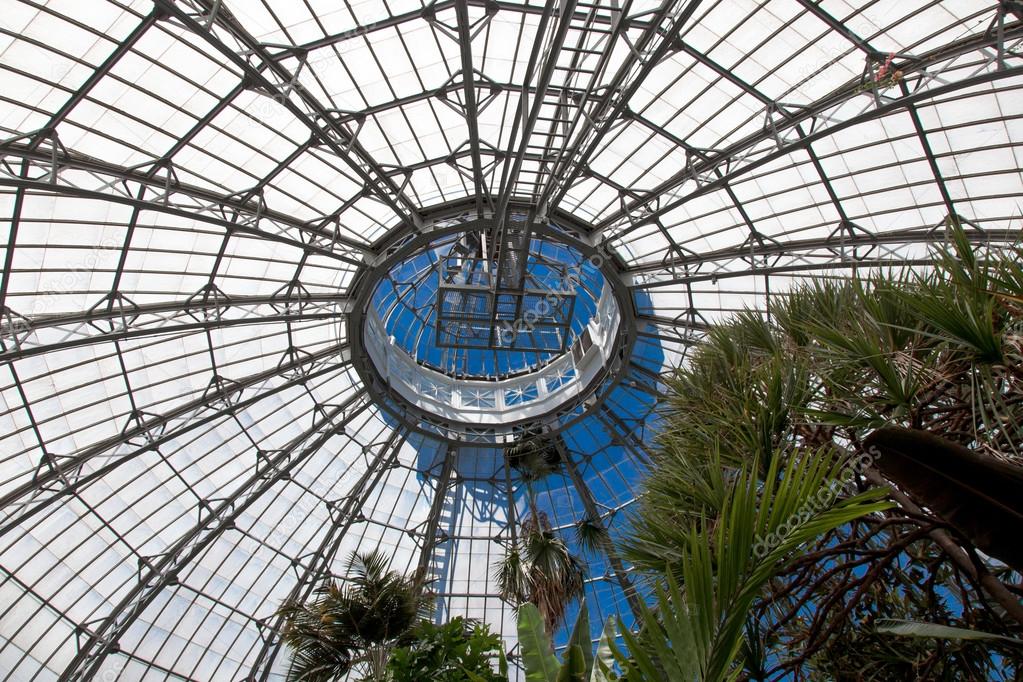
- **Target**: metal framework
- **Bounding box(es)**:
[0,1,1021,680]
[434,227,578,354]
[246,428,409,682]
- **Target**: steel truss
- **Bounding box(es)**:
[1,291,351,361]
[600,18,1023,247]
[155,0,423,230]
[625,225,1023,288]
[245,428,409,682]
[556,440,644,621]
[59,388,372,682]
[0,144,369,267]
[413,447,457,589]
[0,344,352,538]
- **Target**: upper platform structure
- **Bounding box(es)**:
[435,218,578,356]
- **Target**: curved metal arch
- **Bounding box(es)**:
[152,0,422,230]
[0,344,351,539]
[0,292,351,362]
[0,149,370,264]
[0,3,1019,680]
[246,427,409,681]
[624,226,1023,286]
[58,388,372,682]
[595,21,1023,243]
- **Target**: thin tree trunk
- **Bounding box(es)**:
[525,480,540,528]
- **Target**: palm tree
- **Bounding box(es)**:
[276,550,430,681]
[506,434,561,480]
[495,433,585,635]
[619,218,1023,679]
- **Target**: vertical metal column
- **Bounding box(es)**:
[555,440,644,621]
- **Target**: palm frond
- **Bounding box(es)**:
[575,516,609,554]
[494,547,530,605]
[616,452,892,681]
[495,514,586,635]
[276,550,428,680]
[876,619,1023,646]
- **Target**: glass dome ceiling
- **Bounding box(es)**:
[0,0,1020,679]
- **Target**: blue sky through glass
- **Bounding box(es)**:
[371,229,606,378]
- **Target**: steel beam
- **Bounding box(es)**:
[0,159,28,313]
[539,0,704,213]
[624,226,1023,286]
[454,0,489,216]
[674,40,773,108]
[284,0,658,58]
[111,650,199,682]
[156,81,247,165]
[596,405,652,465]
[792,0,878,56]
[58,388,371,682]
[492,0,572,219]
[526,0,630,208]
[247,428,408,681]
[595,24,1023,242]
[0,146,368,264]
[635,313,708,335]
[27,11,159,150]
[245,78,590,130]
[155,0,421,230]
[555,439,644,621]
[1,292,350,362]
[413,447,457,591]
[0,344,351,538]
[901,80,957,217]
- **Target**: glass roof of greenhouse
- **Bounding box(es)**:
[0,0,1021,679]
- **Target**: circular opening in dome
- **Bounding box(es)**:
[368,230,604,379]
[351,214,632,439]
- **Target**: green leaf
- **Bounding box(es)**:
[518,603,560,682]
[498,648,509,678]
[385,617,507,681]
[566,602,593,678]
[557,645,587,682]
[462,667,489,682]
[617,450,892,681]
[876,619,1023,646]
[614,616,669,681]
[591,618,616,682]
